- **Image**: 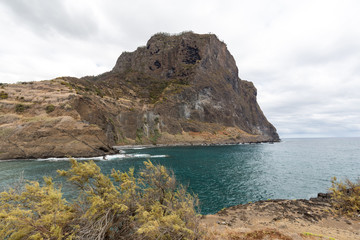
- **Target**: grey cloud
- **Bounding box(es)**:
[1,0,98,38]
[272,113,360,138]
[0,0,359,138]
[294,43,360,67]
[255,70,360,138]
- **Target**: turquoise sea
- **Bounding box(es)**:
[0,138,359,214]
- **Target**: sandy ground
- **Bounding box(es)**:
[201,194,360,240]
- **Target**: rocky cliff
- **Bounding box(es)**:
[0,32,279,160]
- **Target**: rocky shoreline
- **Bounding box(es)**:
[114,140,278,150]
[0,140,279,161]
[201,192,360,240]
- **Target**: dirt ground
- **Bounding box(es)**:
[201,194,360,240]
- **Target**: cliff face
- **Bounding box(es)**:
[0,32,279,160]
[108,32,279,143]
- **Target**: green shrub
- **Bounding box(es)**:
[0,160,201,239]
[329,177,360,218]
[0,91,8,99]
[150,129,161,145]
[94,87,104,97]
[15,104,29,113]
[136,128,144,144]
[301,232,335,240]
[45,104,55,113]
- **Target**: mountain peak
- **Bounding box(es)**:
[0,31,279,160]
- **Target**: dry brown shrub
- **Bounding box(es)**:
[201,226,292,240]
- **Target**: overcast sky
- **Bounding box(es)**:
[0,0,359,138]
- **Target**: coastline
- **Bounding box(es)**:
[113,140,279,150]
[0,140,280,162]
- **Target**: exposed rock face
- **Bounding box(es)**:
[0,32,279,160]
[0,82,115,160]
[109,32,279,143]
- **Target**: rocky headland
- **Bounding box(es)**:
[0,32,279,160]
[201,193,360,240]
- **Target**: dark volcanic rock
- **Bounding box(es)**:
[0,32,279,160]
[110,32,279,142]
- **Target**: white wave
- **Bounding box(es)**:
[102,154,127,161]
[131,154,151,158]
[34,153,169,162]
[36,157,70,162]
[150,155,169,158]
[77,157,103,161]
[101,153,169,160]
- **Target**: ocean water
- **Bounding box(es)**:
[0,138,359,214]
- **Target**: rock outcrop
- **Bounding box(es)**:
[201,193,360,240]
[0,32,279,160]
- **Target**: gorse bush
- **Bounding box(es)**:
[329,177,360,218]
[15,104,30,113]
[0,176,77,239]
[0,91,8,99]
[0,159,201,240]
[45,104,55,113]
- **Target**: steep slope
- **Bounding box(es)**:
[0,81,115,160]
[0,32,279,160]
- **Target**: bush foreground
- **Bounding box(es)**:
[0,159,201,240]
[329,177,360,218]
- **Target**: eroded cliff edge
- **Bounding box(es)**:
[0,32,279,160]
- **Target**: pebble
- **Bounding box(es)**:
[279,224,288,229]
[217,221,227,225]
[344,219,352,225]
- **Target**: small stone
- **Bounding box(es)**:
[344,219,352,225]
[217,221,227,225]
[279,224,287,229]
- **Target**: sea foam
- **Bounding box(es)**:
[34,153,169,162]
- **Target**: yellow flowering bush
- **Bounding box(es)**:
[329,177,360,218]
[0,159,201,240]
